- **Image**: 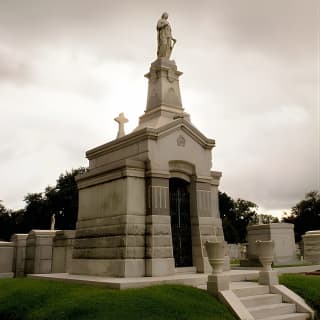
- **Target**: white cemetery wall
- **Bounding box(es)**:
[228,244,242,261]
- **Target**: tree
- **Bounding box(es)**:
[45,168,86,230]
[254,214,279,225]
[0,167,87,241]
[219,192,259,243]
[282,191,320,241]
[23,192,51,230]
[219,192,240,243]
[218,192,278,243]
[0,201,12,241]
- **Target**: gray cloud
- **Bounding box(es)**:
[0,0,318,215]
[0,47,33,84]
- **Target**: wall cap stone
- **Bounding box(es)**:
[0,241,14,247]
[11,234,29,241]
[247,223,294,231]
[28,230,57,236]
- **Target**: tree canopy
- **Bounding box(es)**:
[218,192,279,243]
[0,168,86,241]
[282,191,320,241]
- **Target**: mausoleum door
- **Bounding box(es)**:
[169,178,193,267]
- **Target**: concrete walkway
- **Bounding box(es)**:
[28,269,259,290]
[232,264,320,275]
[27,264,320,290]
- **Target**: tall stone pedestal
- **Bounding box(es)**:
[136,58,190,130]
[71,58,226,278]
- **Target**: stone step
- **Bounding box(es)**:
[259,313,310,320]
[248,303,296,320]
[233,284,270,297]
[228,270,259,282]
[240,293,282,308]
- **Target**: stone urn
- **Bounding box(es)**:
[256,240,274,271]
[205,241,225,274]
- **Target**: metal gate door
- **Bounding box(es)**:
[169,178,193,267]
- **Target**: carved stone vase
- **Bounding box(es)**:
[256,240,274,271]
[205,241,225,274]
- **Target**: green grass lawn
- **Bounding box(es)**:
[1,274,319,320]
[273,263,312,268]
[280,274,320,319]
[0,278,236,320]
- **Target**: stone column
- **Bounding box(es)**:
[25,230,56,274]
[71,160,147,277]
[191,171,224,273]
[0,241,14,278]
[11,234,28,277]
[52,230,75,273]
[145,175,175,276]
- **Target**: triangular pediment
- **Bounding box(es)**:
[86,119,214,160]
[154,118,215,150]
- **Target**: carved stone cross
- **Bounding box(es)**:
[114,112,128,139]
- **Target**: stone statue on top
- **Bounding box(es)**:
[157,12,176,59]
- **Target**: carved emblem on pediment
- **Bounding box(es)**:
[177,135,186,147]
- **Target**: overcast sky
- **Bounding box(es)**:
[0,0,319,218]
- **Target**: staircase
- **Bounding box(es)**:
[230,281,311,320]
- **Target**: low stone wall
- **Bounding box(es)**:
[3,229,316,277]
[1,235,244,277]
[0,241,14,278]
[1,230,77,277]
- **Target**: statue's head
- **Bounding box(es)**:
[161,12,168,19]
